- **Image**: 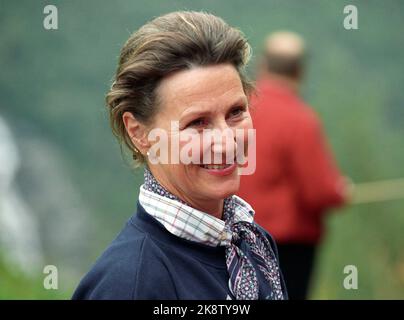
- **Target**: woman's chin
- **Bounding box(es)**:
[182,164,241,199]
[204,181,240,200]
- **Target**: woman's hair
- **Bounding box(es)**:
[106,11,254,166]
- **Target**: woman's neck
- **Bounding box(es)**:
[178,195,224,220]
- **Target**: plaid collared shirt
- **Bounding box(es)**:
[138,185,255,247]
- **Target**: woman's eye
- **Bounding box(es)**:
[187,118,206,128]
[229,106,245,118]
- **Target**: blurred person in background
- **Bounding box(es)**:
[237,31,350,300]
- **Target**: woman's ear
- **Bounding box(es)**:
[122,112,151,155]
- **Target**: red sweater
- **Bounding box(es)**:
[238,78,345,244]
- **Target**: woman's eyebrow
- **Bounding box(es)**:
[180,96,248,119]
[228,96,248,108]
[180,107,211,119]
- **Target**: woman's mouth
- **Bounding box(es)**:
[199,164,231,169]
[198,162,237,176]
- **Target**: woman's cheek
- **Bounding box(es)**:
[233,116,254,161]
[178,131,204,164]
[243,112,254,130]
[238,115,253,140]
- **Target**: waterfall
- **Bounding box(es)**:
[0,115,44,274]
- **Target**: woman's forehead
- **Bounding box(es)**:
[157,64,246,114]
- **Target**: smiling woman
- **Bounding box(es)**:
[72,11,288,300]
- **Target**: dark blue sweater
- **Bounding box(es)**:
[72,202,288,300]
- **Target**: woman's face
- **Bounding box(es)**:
[147,63,253,208]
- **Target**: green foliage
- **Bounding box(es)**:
[0,254,70,299]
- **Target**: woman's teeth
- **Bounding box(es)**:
[200,164,231,170]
